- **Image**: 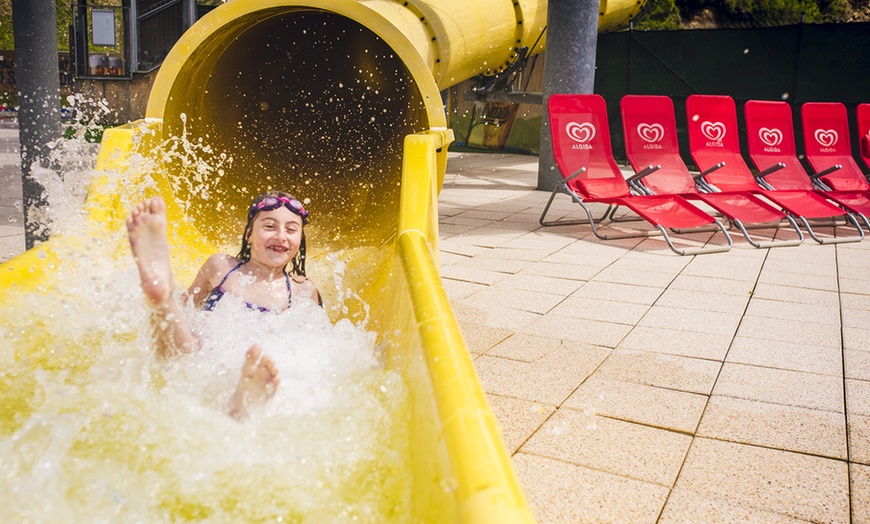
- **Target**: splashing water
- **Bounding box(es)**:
[0,104,413,522]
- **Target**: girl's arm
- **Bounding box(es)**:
[186,254,233,308]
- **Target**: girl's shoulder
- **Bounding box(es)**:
[201,254,243,281]
[290,274,317,289]
[205,253,241,269]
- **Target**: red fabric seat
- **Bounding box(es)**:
[801,101,870,191]
[541,94,732,255]
[686,95,864,244]
[745,99,870,224]
[620,94,799,247]
[860,103,870,169]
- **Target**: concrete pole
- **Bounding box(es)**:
[11,0,61,249]
[537,0,600,190]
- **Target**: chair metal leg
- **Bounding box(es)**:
[731,216,804,248]
[660,219,733,256]
[539,182,614,227]
[798,213,864,244]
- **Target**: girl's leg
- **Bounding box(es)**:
[228,344,280,420]
[126,197,199,357]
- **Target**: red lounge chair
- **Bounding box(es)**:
[685,94,863,244]
[540,93,732,255]
[620,94,802,248]
[801,101,870,191]
[858,103,870,172]
[746,99,870,231]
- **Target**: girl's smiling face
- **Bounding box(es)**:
[246,206,304,269]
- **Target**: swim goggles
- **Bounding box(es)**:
[248,196,309,223]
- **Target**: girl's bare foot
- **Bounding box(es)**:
[228,344,280,420]
[127,197,173,307]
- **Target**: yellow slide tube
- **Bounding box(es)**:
[0,1,644,522]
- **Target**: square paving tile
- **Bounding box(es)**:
[563,375,707,434]
[519,260,601,282]
[848,379,870,415]
[594,348,721,395]
[455,321,513,355]
[473,343,609,405]
[674,438,849,523]
[439,263,511,286]
[438,236,492,257]
[841,292,870,311]
[853,463,870,524]
[669,273,756,296]
[653,287,751,314]
[592,265,680,289]
[751,282,840,306]
[548,295,651,325]
[679,252,765,282]
[736,314,842,348]
[617,325,731,361]
[439,277,486,300]
[513,453,670,524]
[846,349,870,381]
[499,232,575,253]
[570,280,663,305]
[520,408,692,486]
[761,252,836,274]
[485,394,555,454]
[520,314,634,348]
[0,232,23,263]
[845,326,870,352]
[712,362,844,412]
[638,305,743,336]
[497,272,584,296]
[460,285,565,315]
[844,307,870,329]
[744,297,842,325]
[659,487,810,523]
[457,254,530,275]
[450,302,541,331]
[851,414,870,465]
[840,277,870,296]
[727,336,843,376]
[697,395,847,459]
[485,333,564,362]
[607,250,693,274]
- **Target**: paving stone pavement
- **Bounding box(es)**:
[0,126,24,262]
[439,151,869,524]
[3,133,868,522]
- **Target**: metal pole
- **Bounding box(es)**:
[11,0,61,249]
[537,0,600,190]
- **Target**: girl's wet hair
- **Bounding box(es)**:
[238,191,307,276]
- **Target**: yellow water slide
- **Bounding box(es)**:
[1,0,643,522]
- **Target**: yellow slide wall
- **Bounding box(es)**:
[0,1,644,521]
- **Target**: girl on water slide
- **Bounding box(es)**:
[126,191,321,420]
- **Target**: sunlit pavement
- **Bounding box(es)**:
[440,151,869,523]
[0,127,24,262]
[4,135,868,521]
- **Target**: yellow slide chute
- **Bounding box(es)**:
[1,1,644,521]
